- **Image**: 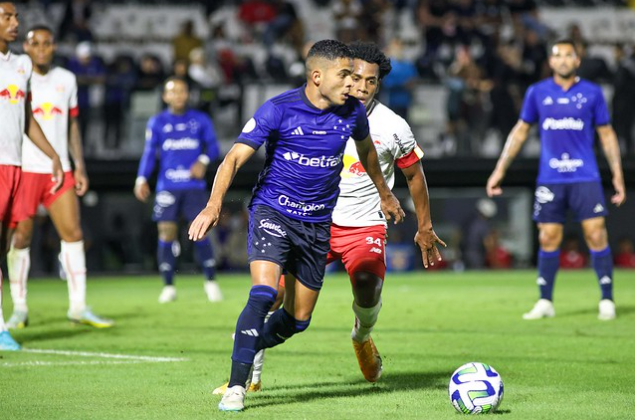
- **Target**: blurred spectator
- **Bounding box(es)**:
[461,198,497,269]
[172,20,203,63]
[416,0,455,79]
[135,55,165,92]
[445,45,492,155]
[263,0,303,50]
[188,47,223,112]
[104,55,137,153]
[521,29,548,84]
[612,44,635,155]
[211,207,249,271]
[381,38,418,119]
[559,235,587,269]
[359,0,390,44]
[239,0,277,25]
[67,41,106,153]
[484,228,512,269]
[332,0,363,43]
[614,237,635,268]
[576,41,612,83]
[58,0,93,42]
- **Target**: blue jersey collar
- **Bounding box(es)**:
[549,76,581,93]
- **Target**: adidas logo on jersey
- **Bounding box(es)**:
[291,126,304,135]
[593,203,605,213]
[543,96,553,105]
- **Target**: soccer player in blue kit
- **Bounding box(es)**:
[188,40,404,412]
[487,39,626,321]
[134,77,222,303]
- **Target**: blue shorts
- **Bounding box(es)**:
[532,181,608,224]
[152,189,208,222]
[248,205,331,291]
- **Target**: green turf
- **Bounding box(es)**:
[2,270,634,419]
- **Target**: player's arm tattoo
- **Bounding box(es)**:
[495,120,531,173]
[597,125,624,181]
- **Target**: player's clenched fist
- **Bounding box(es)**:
[188,205,220,241]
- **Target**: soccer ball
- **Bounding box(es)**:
[448,362,504,414]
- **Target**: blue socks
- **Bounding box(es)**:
[591,247,613,301]
[194,238,216,281]
[537,249,560,301]
[157,240,177,286]
[258,308,311,351]
[229,285,277,387]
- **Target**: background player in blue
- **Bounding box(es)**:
[188,40,404,412]
[134,77,222,303]
[486,39,626,321]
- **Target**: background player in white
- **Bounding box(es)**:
[0,2,64,350]
[6,25,113,329]
[487,39,626,321]
[214,41,445,392]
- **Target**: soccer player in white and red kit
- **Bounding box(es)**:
[0,2,64,350]
[5,25,113,330]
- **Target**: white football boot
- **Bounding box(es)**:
[158,285,177,303]
[598,299,616,321]
[218,385,246,412]
[204,281,223,302]
[522,299,555,320]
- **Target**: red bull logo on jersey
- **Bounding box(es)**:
[542,117,584,131]
[0,84,26,104]
[341,154,367,179]
[32,102,63,120]
[549,153,584,173]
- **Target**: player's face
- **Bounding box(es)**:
[320,57,354,106]
[163,80,189,112]
[0,3,19,44]
[24,29,55,66]
[350,59,380,106]
[549,44,580,79]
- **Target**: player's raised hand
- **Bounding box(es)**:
[50,156,65,194]
[190,161,207,180]
[611,176,626,207]
[380,192,405,224]
[134,181,151,202]
[188,205,220,241]
[486,169,505,197]
[415,228,446,269]
[74,167,89,196]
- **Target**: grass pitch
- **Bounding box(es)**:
[2,270,634,419]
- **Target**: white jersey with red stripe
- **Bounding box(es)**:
[22,67,78,173]
[0,50,32,166]
[332,100,424,227]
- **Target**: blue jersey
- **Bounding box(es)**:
[238,86,369,223]
[520,78,610,184]
[137,109,220,191]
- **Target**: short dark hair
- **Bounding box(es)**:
[26,24,55,39]
[306,39,352,61]
[551,38,578,55]
[349,41,392,80]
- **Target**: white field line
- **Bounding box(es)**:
[0,348,189,368]
[22,348,188,362]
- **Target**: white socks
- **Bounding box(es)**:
[7,246,30,312]
[352,300,382,343]
[251,311,274,384]
[60,240,87,315]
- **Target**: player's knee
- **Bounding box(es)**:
[246,285,278,317]
[539,230,562,249]
[62,227,83,243]
[351,270,383,307]
[584,228,608,249]
[11,231,31,249]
